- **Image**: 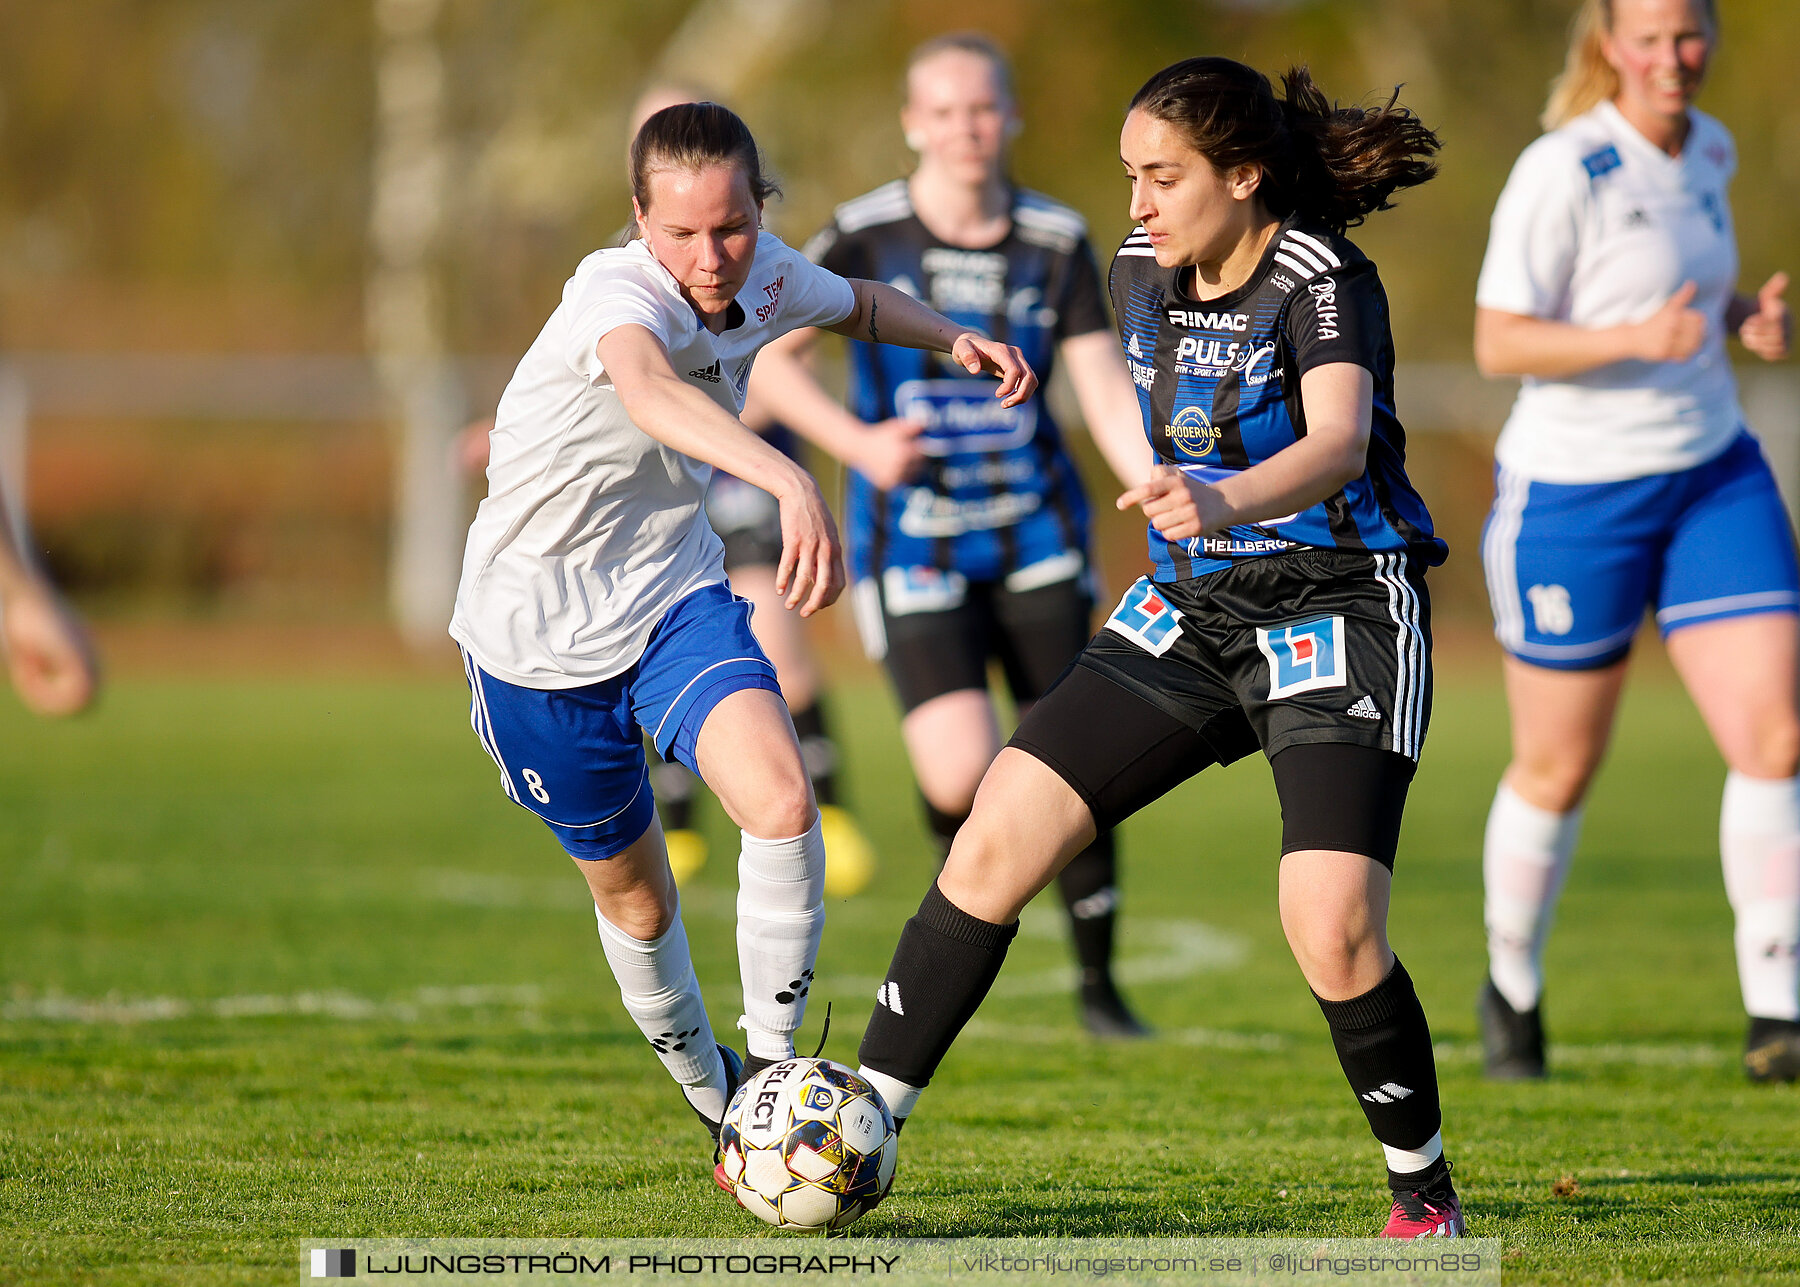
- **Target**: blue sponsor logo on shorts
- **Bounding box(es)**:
[1104,578,1184,656]
[1257,615,1347,698]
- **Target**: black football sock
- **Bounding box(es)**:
[1314,957,1445,1166]
[921,797,968,862]
[1387,1154,1454,1197]
[858,880,1018,1090]
[650,749,697,833]
[1057,829,1119,990]
[790,703,840,808]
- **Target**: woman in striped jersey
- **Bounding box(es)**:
[847,57,1466,1238]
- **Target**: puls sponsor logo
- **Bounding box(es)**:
[1175,336,1278,380]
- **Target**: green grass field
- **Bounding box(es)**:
[2,653,1797,1284]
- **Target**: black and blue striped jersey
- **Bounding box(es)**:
[1110,216,1445,583]
[806,181,1112,582]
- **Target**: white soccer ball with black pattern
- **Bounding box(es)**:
[717,1057,897,1231]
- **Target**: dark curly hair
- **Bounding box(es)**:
[1128,57,1440,232]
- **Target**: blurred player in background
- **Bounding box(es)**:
[754,33,1160,1038]
[850,56,1466,1237]
[449,102,1034,1154]
[1473,0,1798,1083]
[0,489,98,716]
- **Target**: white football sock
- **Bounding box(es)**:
[1483,782,1582,1013]
[857,1066,923,1122]
[1383,1130,1444,1176]
[1720,772,1800,1022]
[736,815,826,1063]
[593,903,728,1120]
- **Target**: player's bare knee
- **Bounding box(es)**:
[1506,756,1596,814]
[1733,719,1800,781]
[601,887,677,942]
[940,823,1031,922]
[745,782,817,842]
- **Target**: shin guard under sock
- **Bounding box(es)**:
[858,881,1018,1094]
[1315,958,1444,1162]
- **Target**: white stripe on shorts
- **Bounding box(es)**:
[461,649,519,803]
[851,577,888,661]
[651,655,777,748]
[1482,467,1531,651]
[1656,589,1800,627]
[1374,554,1426,760]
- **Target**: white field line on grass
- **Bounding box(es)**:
[26,871,1721,1066]
[959,1026,1730,1067]
[2,984,542,1025]
[421,873,1735,1066]
[0,988,1740,1064]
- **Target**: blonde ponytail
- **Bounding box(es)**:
[1542,0,1616,130]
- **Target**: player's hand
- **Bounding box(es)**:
[950,333,1038,408]
[773,468,846,617]
[1739,272,1791,363]
[1115,466,1232,543]
[2,580,99,716]
[1634,281,1706,363]
[856,418,927,490]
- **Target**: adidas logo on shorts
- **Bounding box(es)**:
[1346,695,1382,721]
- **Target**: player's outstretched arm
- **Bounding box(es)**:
[827,280,1038,408]
[1474,285,1707,380]
[0,493,99,716]
[599,325,845,615]
[747,330,926,491]
[1059,330,1156,489]
[1118,363,1372,542]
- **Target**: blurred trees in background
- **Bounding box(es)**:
[0,0,1795,622]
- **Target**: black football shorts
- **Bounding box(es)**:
[851,560,1094,713]
[1008,549,1431,866]
[1079,549,1431,761]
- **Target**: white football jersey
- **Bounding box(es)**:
[450,231,855,688]
[1476,101,1742,483]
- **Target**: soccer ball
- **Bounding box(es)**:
[717,1057,897,1231]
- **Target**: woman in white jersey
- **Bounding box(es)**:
[449,102,1034,1153]
[1474,0,1798,1083]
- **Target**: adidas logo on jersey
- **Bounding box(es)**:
[876,982,904,1016]
[1346,695,1382,721]
[1361,1082,1413,1104]
[1126,334,1145,360]
[688,361,722,383]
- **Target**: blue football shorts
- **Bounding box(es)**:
[1482,431,1800,671]
[461,583,780,860]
